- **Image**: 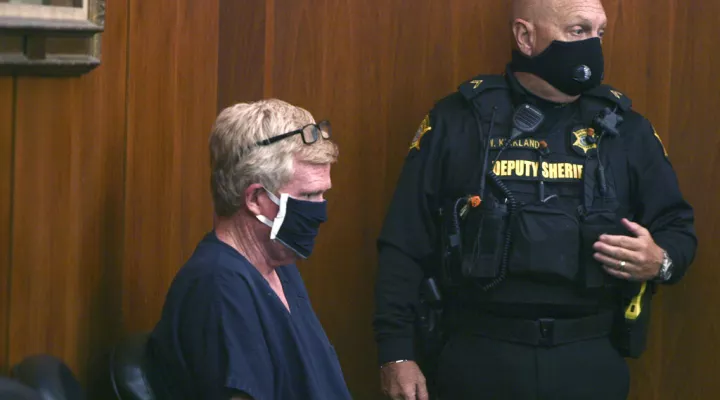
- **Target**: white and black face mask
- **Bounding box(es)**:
[256,189,328,259]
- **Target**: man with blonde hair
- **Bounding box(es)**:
[146,99,351,400]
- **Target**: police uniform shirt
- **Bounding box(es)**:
[147,232,351,400]
[372,65,697,366]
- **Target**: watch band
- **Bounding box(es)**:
[655,250,673,282]
[380,359,409,369]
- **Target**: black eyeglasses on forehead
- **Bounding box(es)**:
[255,120,332,146]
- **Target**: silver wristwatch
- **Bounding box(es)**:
[655,250,673,282]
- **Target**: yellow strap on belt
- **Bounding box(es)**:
[624,282,647,321]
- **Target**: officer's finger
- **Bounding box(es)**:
[384,382,403,399]
[389,390,407,400]
[593,243,641,264]
[593,252,618,267]
[602,265,634,281]
[597,234,643,250]
[621,218,651,238]
[400,384,416,400]
[416,382,429,400]
[594,251,641,273]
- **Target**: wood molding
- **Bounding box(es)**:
[0,0,104,76]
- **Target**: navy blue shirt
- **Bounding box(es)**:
[147,232,351,400]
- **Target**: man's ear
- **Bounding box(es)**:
[244,183,265,216]
[512,18,535,56]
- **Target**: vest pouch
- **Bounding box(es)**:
[578,209,625,288]
[460,201,508,279]
[509,202,580,281]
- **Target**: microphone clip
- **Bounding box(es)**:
[593,107,623,137]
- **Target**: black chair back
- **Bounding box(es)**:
[109,333,155,400]
[0,377,42,400]
[11,355,84,400]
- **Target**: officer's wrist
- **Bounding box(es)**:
[377,337,415,367]
[380,359,410,369]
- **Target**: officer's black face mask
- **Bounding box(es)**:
[510,37,604,96]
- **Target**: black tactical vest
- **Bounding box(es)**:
[441,74,634,306]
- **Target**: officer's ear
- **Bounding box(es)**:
[512,18,535,56]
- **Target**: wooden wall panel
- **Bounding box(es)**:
[602,0,675,137]
[176,0,219,264]
[600,1,677,398]
[0,78,14,372]
[660,0,720,397]
[123,0,218,333]
[380,1,512,199]
[0,0,219,391]
[217,0,266,110]
[72,0,130,381]
[6,0,128,381]
[10,77,85,373]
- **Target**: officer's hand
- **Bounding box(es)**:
[380,361,428,400]
[592,218,664,281]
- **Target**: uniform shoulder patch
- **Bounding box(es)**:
[458,74,508,100]
[409,114,432,151]
[583,84,632,111]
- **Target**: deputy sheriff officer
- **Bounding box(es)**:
[373,0,697,399]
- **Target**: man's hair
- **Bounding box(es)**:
[209,99,338,217]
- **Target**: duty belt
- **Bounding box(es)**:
[463,311,614,347]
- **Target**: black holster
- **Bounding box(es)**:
[415,277,444,395]
[611,281,655,358]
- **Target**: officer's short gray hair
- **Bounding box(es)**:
[209,99,338,217]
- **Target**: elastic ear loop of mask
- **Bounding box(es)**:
[256,191,289,240]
